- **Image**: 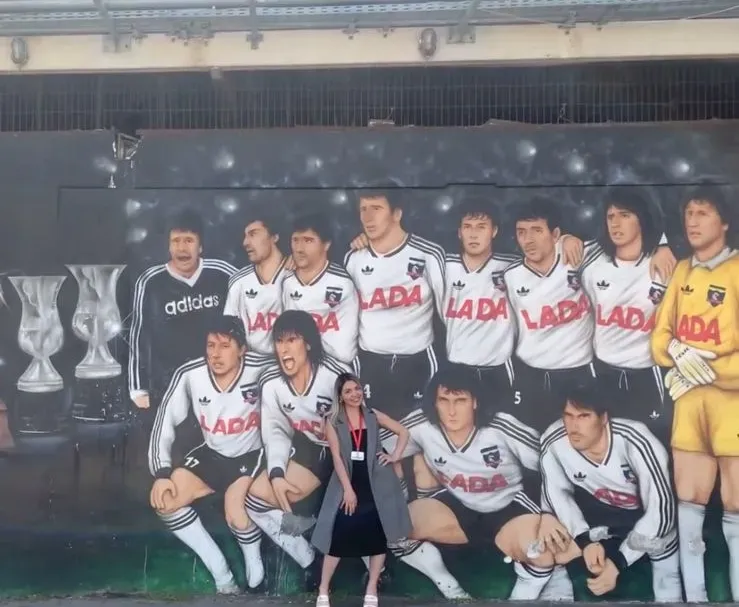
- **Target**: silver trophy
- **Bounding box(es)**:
[9,275,67,393]
[67,264,126,379]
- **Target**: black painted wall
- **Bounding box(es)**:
[0,122,737,599]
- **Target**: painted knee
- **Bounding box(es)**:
[529,551,555,569]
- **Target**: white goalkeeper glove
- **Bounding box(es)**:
[667,338,717,385]
[664,368,695,401]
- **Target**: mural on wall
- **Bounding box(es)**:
[0,126,738,601]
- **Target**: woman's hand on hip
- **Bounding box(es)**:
[377,451,398,466]
[342,486,358,515]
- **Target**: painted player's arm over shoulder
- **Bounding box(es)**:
[259,373,295,477]
[650,262,688,367]
[618,427,675,569]
[426,245,447,320]
[148,367,192,478]
[335,279,360,363]
[492,413,540,472]
[539,446,590,542]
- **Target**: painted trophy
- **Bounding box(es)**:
[9,275,67,434]
[67,264,127,424]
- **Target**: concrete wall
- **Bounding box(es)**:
[2,19,739,74]
[0,123,738,600]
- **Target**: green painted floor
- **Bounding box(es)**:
[0,519,732,601]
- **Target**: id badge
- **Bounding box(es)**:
[351,450,365,461]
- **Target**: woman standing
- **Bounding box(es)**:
[311,372,412,607]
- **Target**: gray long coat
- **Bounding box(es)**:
[310,406,412,555]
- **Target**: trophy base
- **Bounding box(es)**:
[72,375,129,425]
[14,389,70,435]
[17,378,64,394]
[74,362,122,380]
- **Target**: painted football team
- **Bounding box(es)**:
[129,188,738,602]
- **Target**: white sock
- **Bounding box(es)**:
[723,511,739,601]
[158,507,234,589]
[391,540,470,599]
[650,543,682,602]
[678,501,707,602]
[509,561,552,600]
[246,495,315,569]
[230,523,265,589]
[538,565,573,601]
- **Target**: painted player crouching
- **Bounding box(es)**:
[393,364,566,600]
[538,383,680,601]
[148,315,274,593]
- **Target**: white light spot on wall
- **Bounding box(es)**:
[305,156,324,174]
[434,195,454,213]
[124,199,142,217]
[331,191,348,206]
[126,227,147,243]
[566,154,586,175]
[213,149,235,171]
[215,197,240,214]
[94,156,117,174]
[516,140,537,161]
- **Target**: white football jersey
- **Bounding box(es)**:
[505,243,595,369]
[345,234,445,355]
[224,258,288,355]
[259,356,351,473]
[581,250,666,369]
[407,412,540,513]
[282,262,359,365]
[149,352,273,476]
[540,418,675,567]
[443,253,518,367]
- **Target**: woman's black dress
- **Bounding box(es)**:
[328,428,387,557]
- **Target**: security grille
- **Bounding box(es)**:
[0,60,738,132]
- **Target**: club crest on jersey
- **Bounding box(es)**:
[707,284,726,307]
[241,384,259,405]
[621,464,637,485]
[480,446,501,468]
[648,283,666,305]
[566,270,582,291]
[491,271,506,292]
[407,257,426,280]
[316,395,332,417]
[324,286,344,308]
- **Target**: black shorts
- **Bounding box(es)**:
[511,358,597,433]
[353,347,439,419]
[290,431,332,485]
[180,444,265,494]
[574,486,643,539]
[593,359,672,444]
[431,488,540,547]
[464,360,515,422]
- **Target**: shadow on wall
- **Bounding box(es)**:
[0,124,737,601]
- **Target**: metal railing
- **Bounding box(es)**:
[0,60,737,132]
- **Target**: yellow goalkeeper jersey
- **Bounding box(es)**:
[651,249,739,390]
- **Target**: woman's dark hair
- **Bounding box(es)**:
[272,310,324,367]
[599,190,661,259]
[422,364,483,426]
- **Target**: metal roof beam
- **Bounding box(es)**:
[448,0,480,43]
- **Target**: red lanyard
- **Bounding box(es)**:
[347,413,364,452]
